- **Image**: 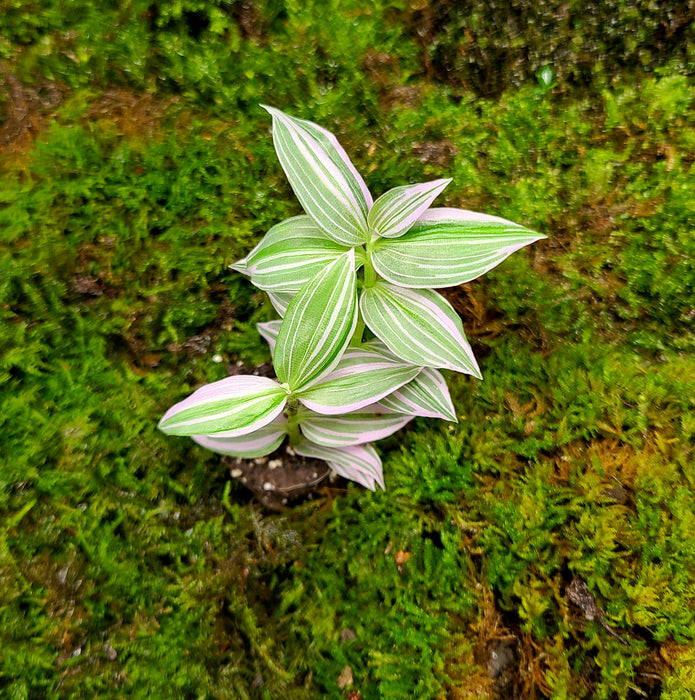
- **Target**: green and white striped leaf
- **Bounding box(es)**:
[296,348,420,414]
[360,340,457,420]
[192,416,288,458]
[229,256,249,275]
[298,408,412,447]
[371,207,546,288]
[240,215,351,292]
[274,250,357,391]
[263,105,372,246]
[367,178,451,239]
[257,320,282,353]
[266,291,294,317]
[378,367,457,421]
[360,281,481,378]
[158,375,288,437]
[295,438,384,490]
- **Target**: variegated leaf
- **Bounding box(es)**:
[371,207,546,288]
[360,281,481,378]
[295,438,384,490]
[192,416,288,458]
[257,320,282,353]
[357,341,457,420]
[295,348,420,415]
[367,178,451,239]
[274,250,357,391]
[229,256,249,275]
[378,366,457,421]
[266,290,294,317]
[298,408,412,447]
[263,106,372,246]
[158,375,288,437]
[358,340,456,420]
[240,215,350,292]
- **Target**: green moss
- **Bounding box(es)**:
[1,4,694,698]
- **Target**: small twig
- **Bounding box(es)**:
[274,471,330,493]
[566,577,630,646]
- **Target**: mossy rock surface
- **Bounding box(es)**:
[2,3,695,698]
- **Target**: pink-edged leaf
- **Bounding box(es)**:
[297,408,412,447]
[295,348,420,415]
[358,341,456,420]
[367,178,451,239]
[378,367,457,421]
[360,281,481,377]
[192,415,288,458]
[274,250,357,391]
[257,320,282,353]
[372,207,546,288]
[158,375,288,437]
[263,106,372,246]
[242,215,350,292]
[295,438,384,490]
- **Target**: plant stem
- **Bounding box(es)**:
[351,317,365,346]
[363,254,377,288]
[363,238,378,288]
[286,400,301,446]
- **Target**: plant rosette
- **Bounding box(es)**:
[159,107,545,492]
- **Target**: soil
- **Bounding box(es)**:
[223,448,332,510]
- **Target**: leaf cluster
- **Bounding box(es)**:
[158,107,543,488]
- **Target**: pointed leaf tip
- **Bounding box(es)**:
[368,178,452,239]
[295,439,384,490]
[372,207,545,288]
[360,282,481,378]
[158,375,288,437]
[263,106,372,245]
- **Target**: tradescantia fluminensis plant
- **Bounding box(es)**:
[159,107,545,490]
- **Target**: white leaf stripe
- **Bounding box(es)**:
[360,283,481,377]
[244,216,349,292]
[263,106,370,246]
[271,108,373,209]
[274,128,366,244]
[378,367,457,421]
[274,250,357,391]
[229,256,249,274]
[295,439,384,490]
[372,207,545,288]
[298,411,412,447]
[158,375,288,437]
[296,348,421,415]
[257,320,282,353]
[266,290,294,317]
[368,178,451,239]
[192,416,288,458]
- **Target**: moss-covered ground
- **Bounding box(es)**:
[1,2,694,698]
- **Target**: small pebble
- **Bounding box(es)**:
[230,469,243,478]
[262,482,276,491]
[268,459,282,469]
[212,354,223,363]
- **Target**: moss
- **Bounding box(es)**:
[1,3,694,698]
